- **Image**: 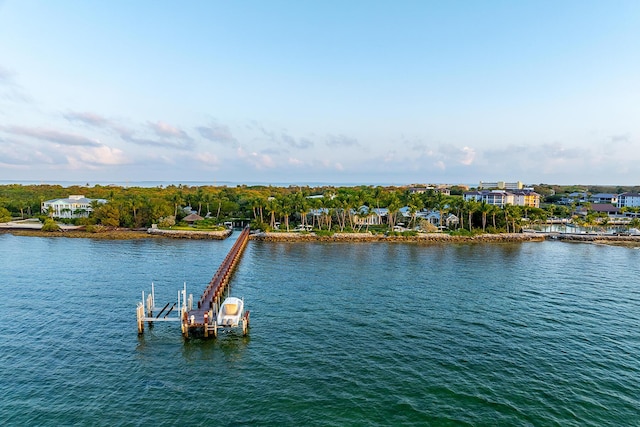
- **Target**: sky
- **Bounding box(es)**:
[1,0,639,187]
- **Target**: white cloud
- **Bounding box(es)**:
[459,146,475,165]
[194,152,220,166]
[288,157,304,166]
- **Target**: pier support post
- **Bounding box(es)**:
[136,302,144,334]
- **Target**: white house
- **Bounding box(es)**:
[41,195,107,219]
[353,206,388,225]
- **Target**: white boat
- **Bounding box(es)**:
[214,296,249,336]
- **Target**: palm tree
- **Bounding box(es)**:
[504,204,522,233]
[406,193,423,229]
[449,197,465,230]
[385,191,403,229]
[466,199,480,232]
[280,195,293,231]
[170,191,183,218]
[479,202,492,232]
[266,197,277,229]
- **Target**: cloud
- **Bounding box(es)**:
[247,121,314,149]
[196,122,237,144]
[326,134,359,147]
[611,134,630,143]
[63,111,192,150]
[0,133,127,170]
[459,146,475,165]
[64,111,111,128]
[0,65,31,103]
[1,125,101,147]
[281,132,313,149]
[0,65,12,83]
[67,145,128,167]
[194,152,221,167]
[237,147,276,169]
[439,144,476,166]
[149,121,192,142]
[120,131,189,149]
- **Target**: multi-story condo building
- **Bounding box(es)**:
[464,189,540,208]
[478,181,524,190]
[617,192,640,208]
[41,195,107,219]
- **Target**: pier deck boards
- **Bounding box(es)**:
[183,225,250,336]
[137,225,251,338]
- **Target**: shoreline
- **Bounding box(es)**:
[249,231,547,243]
[2,226,640,247]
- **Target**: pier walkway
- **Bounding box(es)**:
[182,225,250,338]
[136,225,251,338]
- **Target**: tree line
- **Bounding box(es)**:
[1,183,638,233]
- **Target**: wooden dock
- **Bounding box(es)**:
[137,225,251,338]
[183,225,250,338]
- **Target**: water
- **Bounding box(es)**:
[0,234,638,426]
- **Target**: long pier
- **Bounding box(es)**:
[136,226,251,338]
[183,225,250,338]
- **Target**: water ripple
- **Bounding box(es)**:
[0,237,639,425]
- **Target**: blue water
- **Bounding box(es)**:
[0,234,638,426]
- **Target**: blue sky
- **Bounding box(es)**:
[1,0,639,186]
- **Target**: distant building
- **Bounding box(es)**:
[576,204,620,217]
[353,206,388,225]
[590,193,618,205]
[478,181,524,190]
[464,189,540,208]
[41,195,107,219]
[617,192,640,208]
[408,186,451,195]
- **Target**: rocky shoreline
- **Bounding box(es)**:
[3,226,640,246]
[146,228,232,239]
[249,231,547,243]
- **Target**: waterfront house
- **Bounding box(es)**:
[575,204,620,217]
[423,211,459,228]
[41,195,107,219]
[353,206,388,225]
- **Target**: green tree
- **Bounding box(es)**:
[41,218,61,232]
[93,203,120,227]
[0,206,11,222]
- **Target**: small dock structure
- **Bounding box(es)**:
[136,225,251,338]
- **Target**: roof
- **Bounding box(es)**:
[183,213,204,222]
[43,196,106,204]
[588,204,619,213]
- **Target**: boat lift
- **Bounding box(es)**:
[136,282,190,334]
